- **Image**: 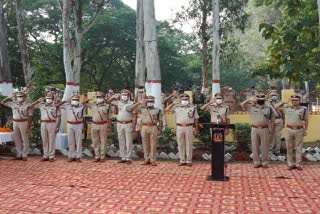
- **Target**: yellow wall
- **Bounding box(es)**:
[164,111,320,143]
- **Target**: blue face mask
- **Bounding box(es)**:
[271,95,278,101]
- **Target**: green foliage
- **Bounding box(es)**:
[158,127,178,153]
[234,123,251,151]
[256,0,320,83]
[0,95,12,128]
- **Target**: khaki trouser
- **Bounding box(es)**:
[41,122,57,158]
[286,128,304,167]
[176,126,194,164]
[13,121,29,158]
[91,123,108,160]
[251,127,269,166]
[67,123,83,159]
[117,122,133,161]
[270,119,283,154]
[141,126,158,162]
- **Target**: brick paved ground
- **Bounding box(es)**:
[0,157,319,214]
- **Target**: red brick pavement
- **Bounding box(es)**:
[0,157,319,214]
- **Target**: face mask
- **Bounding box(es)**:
[17,97,24,103]
[181,100,189,106]
[46,99,53,104]
[216,99,222,104]
[257,100,265,105]
[147,102,154,108]
[271,95,278,101]
[71,100,79,106]
[121,96,128,101]
[96,98,104,104]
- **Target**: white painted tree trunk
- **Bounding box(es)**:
[135,0,146,100]
[0,1,13,96]
[15,0,32,86]
[143,0,162,110]
[211,0,220,97]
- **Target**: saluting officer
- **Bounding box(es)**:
[1,91,32,161]
[165,94,199,167]
[241,94,275,168]
[58,95,86,162]
[132,96,163,166]
[84,91,111,162]
[267,91,284,155]
[276,94,309,170]
[30,93,61,162]
[200,93,230,126]
[109,89,136,164]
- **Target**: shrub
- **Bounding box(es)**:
[234,123,251,152]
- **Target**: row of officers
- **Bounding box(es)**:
[1,89,308,170]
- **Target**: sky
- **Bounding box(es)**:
[122,0,189,21]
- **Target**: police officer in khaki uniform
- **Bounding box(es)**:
[267,91,284,155]
[109,89,136,164]
[276,94,309,170]
[58,95,86,162]
[241,94,275,168]
[84,92,110,162]
[30,93,61,162]
[201,93,230,125]
[132,96,163,166]
[1,91,32,160]
[165,94,199,167]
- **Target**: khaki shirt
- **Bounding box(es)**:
[247,104,273,126]
[86,103,110,122]
[267,100,283,119]
[61,104,86,122]
[283,105,308,126]
[205,104,229,123]
[139,107,163,124]
[5,101,32,120]
[35,103,61,121]
[173,104,199,124]
[112,100,134,121]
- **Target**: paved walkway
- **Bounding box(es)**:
[0,157,319,214]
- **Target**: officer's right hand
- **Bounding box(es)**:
[209,97,216,104]
[173,98,180,105]
[38,97,44,103]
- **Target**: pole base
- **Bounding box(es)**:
[207,175,229,182]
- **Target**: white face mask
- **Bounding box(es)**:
[71,100,79,106]
[17,97,24,103]
[121,96,128,101]
[147,102,154,108]
[181,100,189,106]
[216,99,223,104]
[271,95,278,101]
[46,99,53,104]
[96,98,104,104]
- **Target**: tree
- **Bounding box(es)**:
[175,0,249,95]
[135,0,162,109]
[257,0,320,84]
[61,0,106,100]
[212,0,220,95]
[0,0,13,96]
[135,0,145,99]
[15,0,32,86]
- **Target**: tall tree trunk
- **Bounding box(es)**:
[15,0,32,86]
[201,0,209,95]
[0,0,13,96]
[135,0,145,101]
[212,0,220,96]
[62,0,80,101]
[143,0,162,109]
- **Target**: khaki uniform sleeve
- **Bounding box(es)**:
[194,108,199,119]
